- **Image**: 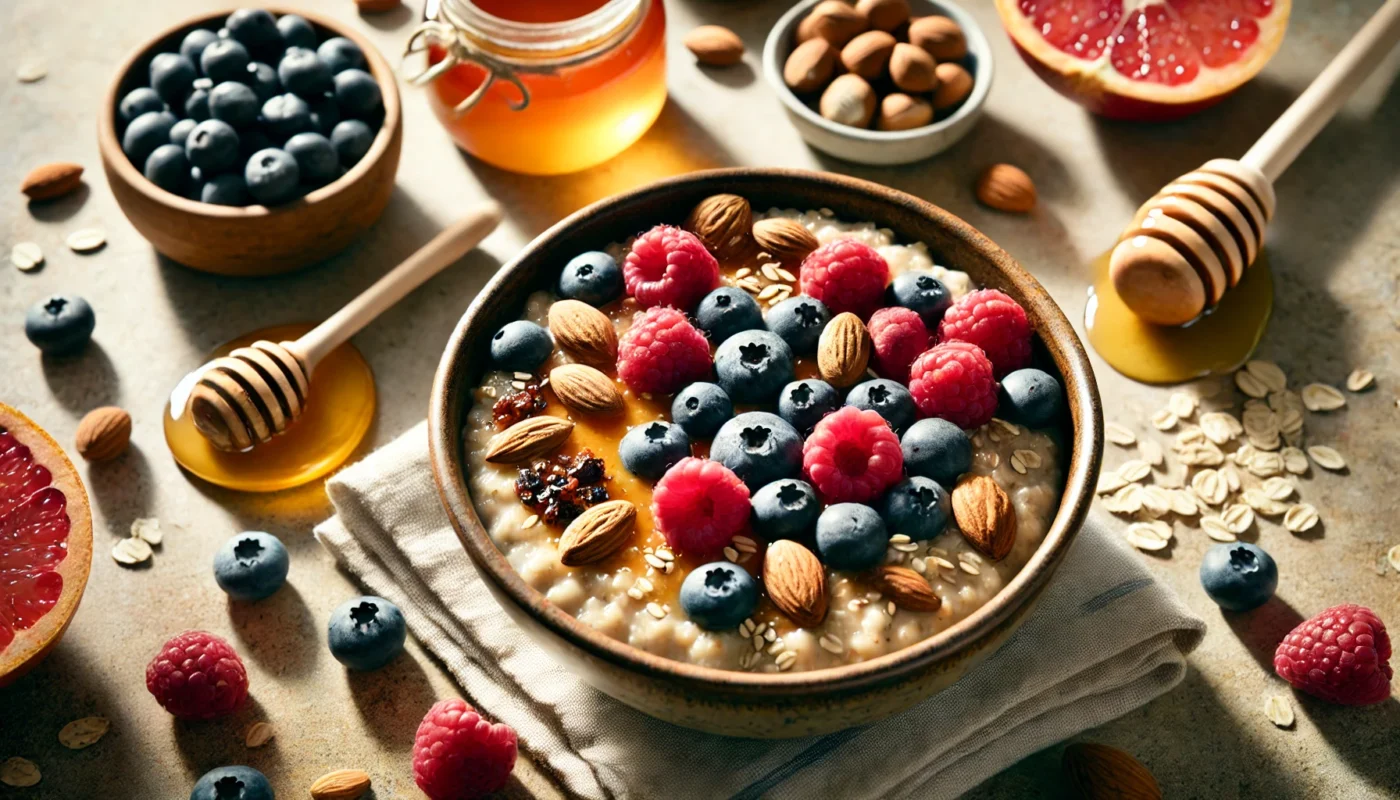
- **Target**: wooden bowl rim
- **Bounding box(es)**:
[429,168,1103,695]
[97,5,401,219]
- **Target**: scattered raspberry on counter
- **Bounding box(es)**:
[145,631,249,720]
[937,289,1031,377]
[413,698,518,800]
[1274,603,1393,706]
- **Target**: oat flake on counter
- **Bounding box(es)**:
[0,757,40,788]
[58,717,110,750]
[11,242,43,271]
[1264,694,1295,728]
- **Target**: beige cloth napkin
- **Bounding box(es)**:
[315,422,1205,799]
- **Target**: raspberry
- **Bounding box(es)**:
[623,225,720,311]
[616,307,712,395]
[413,698,518,800]
[145,631,249,720]
[867,306,930,382]
[908,342,998,429]
[802,406,903,504]
[798,239,890,319]
[1274,604,1393,706]
[937,289,1031,377]
[652,457,751,556]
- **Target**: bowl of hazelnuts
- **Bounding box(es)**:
[762,0,991,165]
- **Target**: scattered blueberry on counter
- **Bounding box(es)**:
[1200,542,1278,611]
[190,766,274,800]
[619,421,691,481]
[24,295,95,355]
[328,595,408,671]
[213,531,289,601]
[679,562,759,630]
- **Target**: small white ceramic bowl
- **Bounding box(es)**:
[762,0,993,165]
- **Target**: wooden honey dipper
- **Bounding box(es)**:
[187,203,502,451]
[1110,0,1400,327]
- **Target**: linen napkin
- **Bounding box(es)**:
[315,422,1205,800]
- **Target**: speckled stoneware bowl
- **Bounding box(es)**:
[429,168,1102,738]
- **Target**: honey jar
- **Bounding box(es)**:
[409,0,668,175]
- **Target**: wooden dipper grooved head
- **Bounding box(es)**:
[188,341,310,452]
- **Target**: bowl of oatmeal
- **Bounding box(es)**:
[429,168,1101,737]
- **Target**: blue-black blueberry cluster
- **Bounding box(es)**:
[119,9,384,207]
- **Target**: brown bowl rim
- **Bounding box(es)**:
[429,168,1103,694]
[97,5,401,218]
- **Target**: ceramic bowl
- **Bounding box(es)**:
[429,168,1102,738]
[98,7,402,277]
[762,0,993,165]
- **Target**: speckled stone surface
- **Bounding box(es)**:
[2,0,1398,797]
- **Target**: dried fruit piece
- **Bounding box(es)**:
[764,539,828,627]
[872,565,940,611]
[58,716,109,749]
[548,299,617,366]
[549,364,623,415]
[685,25,745,67]
[75,406,132,462]
[21,162,84,201]
[485,416,574,464]
[752,218,819,262]
[558,500,636,566]
[784,37,838,93]
[952,475,1016,560]
[975,164,1036,213]
[1062,743,1161,800]
[310,768,372,799]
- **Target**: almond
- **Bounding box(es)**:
[354,0,401,12]
[309,769,371,800]
[889,43,938,93]
[485,416,574,463]
[952,474,1017,560]
[1062,743,1162,800]
[783,37,837,93]
[856,0,910,32]
[931,62,973,110]
[976,164,1036,213]
[558,500,636,566]
[752,218,818,263]
[819,74,876,128]
[549,363,623,415]
[684,193,753,259]
[876,93,932,131]
[764,539,827,627]
[75,406,131,462]
[684,25,745,66]
[548,299,617,366]
[817,312,871,387]
[21,162,83,201]
[840,30,896,79]
[796,0,868,48]
[871,566,941,611]
[909,15,967,61]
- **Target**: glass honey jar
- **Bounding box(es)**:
[409,0,667,175]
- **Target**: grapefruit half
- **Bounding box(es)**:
[996,0,1290,120]
[0,403,92,686]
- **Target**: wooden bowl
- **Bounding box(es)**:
[429,169,1103,738]
[98,7,402,276]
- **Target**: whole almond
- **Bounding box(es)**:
[889,43,938,93]
[817,312,871,387]
[856,0,910,32]
[872,566,941,612]
[558,500,636,566]
[909,15,967,61]
[976,164,1037,214]
[75,406,131,462]
[21,162,83,201]
[354,0,401,12]
[931,62,973,110]
[877,93,932,131]
[684,25,745,66]
[840,30,897,80]
[550,363,623,415]
[764,539,828,627]
[952,474,1017,560]
[485,416,574,463]
[752,218,819,263]
[819,74,877,128]
[309,769,371,800]
[548,299,617,366]
[684,193,753,259]
[1062,743,1162,800]
[796,0,868,48]
[783,38,837,93]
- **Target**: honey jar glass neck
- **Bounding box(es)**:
[437,0,644,64]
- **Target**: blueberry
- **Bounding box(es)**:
[261,93,313,138]
[201,173,251,206]
[144,144,189,195]
[888,270,952,325]
[276,14,318,51]
[244,148,301,205]
[185,119,241,174]
[225,9,282,56]
[751,479,819,540]
[619,421,690,481]
[245,61,281,101]
[489,320,552,372]
[213,531,289,601]
[184,87,212,121]
[558,251,622,306]
[714,330,794,404]
[695,287,763,345]
[149,52,196,104]
[208,80,260,129]
[777,379,839,434]
[200,38,251,85]
[765,296,830,355]
[179,28,220,68]
[710,412,802,490]
[333,68,382,117]
[122,110,178,166]
[278,47,333,98]
[846,379,916,433]
[998,368,1063,429]
[190,766,273,800]
[118,87,166,123]
[308,93,341,135]
[1200,543,1278,611]
[815,503,888,570]
[24,295,95,355]
[671,382,731,440]
[330,119,374,167]
[879,477,951,540]
[679,562,758,630]
[283,132,339,187]
[168,118,197,148]
[317,37,366,74]
[901,418,972,488]
[328,595,408,670]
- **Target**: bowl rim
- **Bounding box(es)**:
[761,0,994,143]
[97,5,401,218]
[429,167,1102,694]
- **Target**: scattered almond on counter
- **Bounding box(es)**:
[21,162,83,201]
[685,25,745,66]
[975,164,1037,213]
[1062,743,1162,800]
[76,406,132,462]
[309,768,371,800]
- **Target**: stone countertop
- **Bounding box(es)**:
[3,0,1398,797]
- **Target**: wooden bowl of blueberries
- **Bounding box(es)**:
[98,7,402,276]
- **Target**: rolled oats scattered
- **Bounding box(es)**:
[1151,409,1179,431]
[1200,412,1242,445]
[58,717,110,750]
[643,553,666,570]
[66,228,106,253]
[734,267,752,279]
[1264,694,1295,728]
[911,557,927,574]
[11,242,43,272]
[1141,486,1173,517]
[819,634,845,654]
[112,536,152,566]
[1104,483,1145,515]
[1118,459,1152,483]
[1167,392,1197,419]
[1015,449,1043,469]
[1262,476,1295,500]
[645,602,666,620]
[1248,451,1284,477]
[16,62,47,83]
[1135,440,1162,468]
[1124,520,1171,551]
[775,650,798,670]
[1222,504,1255,534]
[1301,383,1346,412]
[1345,369,1375,392]
[1243,489,1290,516]
[1169,490,1199,516]
[1388,545,1400,574]
[1278,408,1303,435]
[1178,442,1225,466]
[522,514,539,529]
[739,618,756,637]
[993,419,1021,436]
[1191,469,1227,506]
[245,721,275,748]
[1245,360,1288,392]
[930,556,956,571]
[626,587,644,600]
[1221,464,1242,493]
[732,535,758,553]
[1200,516,1236,542]
[1307,445,1346,471]
[0,757,40,788]
[723,546,741,562]
[1176,426,1205,447]
[1234,370,1269,398]
[1105,423,1137,446]
[1096,472,1129,494]
[764,627,778,642]
[1283,503,1319,533]
[1281,447,1309,474]
[891,541,919,553]
[636,577,653,593]
[131,517,162,545]
[761,263,781,282]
